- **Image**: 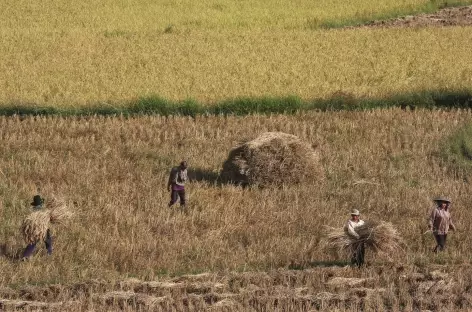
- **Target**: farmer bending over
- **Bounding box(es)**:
[21,195,52,260]
[429,196,456,252]
[344,209,365,267]
[168,161,188,208]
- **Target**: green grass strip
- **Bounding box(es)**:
[0,89,471,117]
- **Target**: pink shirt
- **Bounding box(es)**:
[172,184,185,191]
[429,207,455,235]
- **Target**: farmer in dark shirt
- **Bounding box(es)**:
[168,161,188,208]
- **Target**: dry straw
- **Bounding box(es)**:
[323,221,404,260]
[220,132,320,187]
[48,196,74,225]
[21,196,73,244]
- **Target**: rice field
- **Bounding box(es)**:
[0,0,471,108]
[2,0,472,310]
[0,27,471,108]
[2,0,466,32]
[1,110,472,311]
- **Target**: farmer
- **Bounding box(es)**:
[167,161,188,208]
[344,209,365,267]
[21,195,53,260]
[429,196,456,252]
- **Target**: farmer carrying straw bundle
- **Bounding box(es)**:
[21,194,72,261]
[345,209,365,266]
[428,196,456,253]
[323,209,403,267]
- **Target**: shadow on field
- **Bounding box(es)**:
[0,243,23,261]
[288,260,350,270]
[188,168,220,184]
[188,168,250,188]
[1,89,471,117]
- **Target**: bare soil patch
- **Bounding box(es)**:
[354,5,472,28]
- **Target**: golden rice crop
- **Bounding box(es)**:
[1,27,471,107]
[0,0,471,107]
[1,0,461,32]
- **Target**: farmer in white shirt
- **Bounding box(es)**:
[344,209,365,267]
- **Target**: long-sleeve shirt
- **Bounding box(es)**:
[344,219,365,239]
[429,207,455,235]
[168,167,188,190]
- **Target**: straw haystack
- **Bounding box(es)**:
[323,221,403,260]
[21,196,73,244]
[220,132,320,187]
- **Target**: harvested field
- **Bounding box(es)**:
[0,265,470,311]
[0,109,472,312]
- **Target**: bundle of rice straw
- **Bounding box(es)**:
[220,132,321,187]
[21,196,73,244]
[47,196,74,225]
[323,221,404,259]
[21,210,51,244]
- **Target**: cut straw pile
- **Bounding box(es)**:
[21,196,73,244]
[220,132,320,187]
[323,221,403,259]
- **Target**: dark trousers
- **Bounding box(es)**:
[351,243,365,267]
[433,234,447,252]
[23,229,53,258]
[169,189,186,207]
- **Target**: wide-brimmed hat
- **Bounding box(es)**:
[350,209,360,216]
[433,196,451,203]
[31,195,43,206]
